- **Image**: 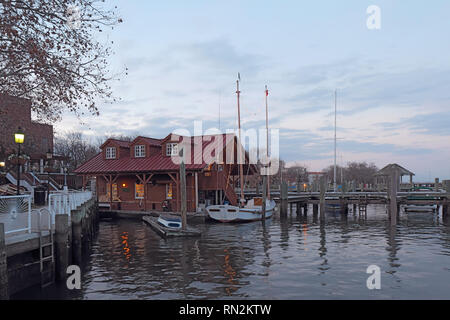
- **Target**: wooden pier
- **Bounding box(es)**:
[242,187,449,224]
[0,193,98,300]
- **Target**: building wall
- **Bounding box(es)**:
[0,93,53,159]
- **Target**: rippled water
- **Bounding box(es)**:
[14,205,450,299]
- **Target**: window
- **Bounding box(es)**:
[135,183,144,199]
[106,147,116,159]
[135,145,145,158]
[106,183,119,201]
[166,143,178,156]
[166,183,173,199]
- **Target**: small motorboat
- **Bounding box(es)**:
[157,214,182,229]
[404,204,437,213]
[206,198,276,223]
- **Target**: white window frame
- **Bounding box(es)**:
[166,143,178,156]
[105,147,116,159]
[135,145,145,158]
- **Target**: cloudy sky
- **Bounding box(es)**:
[54,0,450,181]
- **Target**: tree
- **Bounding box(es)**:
[322,161,378,185]
[54,131,98,170]
[0,0,123,122]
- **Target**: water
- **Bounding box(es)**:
[13,205,450,299]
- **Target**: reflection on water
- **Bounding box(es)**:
[13,204,450,300]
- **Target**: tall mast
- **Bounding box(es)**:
[265,85,270,200]
[237,74,245,206]
[334,89,337,192]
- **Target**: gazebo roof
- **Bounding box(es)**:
[374,163,415,177]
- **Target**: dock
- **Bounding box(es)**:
[142,216,201,238]
[0,191,98,300]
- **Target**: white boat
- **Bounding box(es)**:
[404,204,437,213]
[157,214,182,229]
[207,198,276,223]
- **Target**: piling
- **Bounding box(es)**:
[319,176,326,221]
[71,209,83,266]
[313,204,318,216]
[296,202,301,216]
[280,182,288,218]
[55,214,69,282]
[389,170,399,225]
[0,223,9,300]
[443,201,448,218]
[303,203,308,216]
[180,160,187,230]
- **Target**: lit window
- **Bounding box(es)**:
[135,183,144,199]
[166,143,178,156]
[106,147,116,159]
[135,145,145,158]
[166,183,173,199]
[106,183,119,201]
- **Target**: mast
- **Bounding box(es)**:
[334,89,337,192]
[265,85,270,200]
[236,74,245,206]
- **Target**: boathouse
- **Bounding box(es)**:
[74,133,256,213]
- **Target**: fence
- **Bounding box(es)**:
[48,190,93,224]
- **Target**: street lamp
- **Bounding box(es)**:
[14,128,25,195]
[46,149,53,203]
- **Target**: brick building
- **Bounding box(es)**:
[0,93,53,161]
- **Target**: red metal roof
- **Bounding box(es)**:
[75,133,239,174]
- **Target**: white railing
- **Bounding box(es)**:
[48,190,93,224]
[0,194,32,236]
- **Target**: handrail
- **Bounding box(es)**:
[48,190,92,224]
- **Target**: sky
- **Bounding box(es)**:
[53,0,450,181]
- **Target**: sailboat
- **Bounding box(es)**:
[206,77,276,222]
[326,89,342,213]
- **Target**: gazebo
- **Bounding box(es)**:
[374,163,415,190]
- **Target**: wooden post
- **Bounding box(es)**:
[443,199,448,219]
[194,172,199,212]
[261,175,267,221]
[0,223,9,300]
[180,160,187,230]
[303,203,308,216]
[313,203,318,216]
[71,210,82,266]
[296,202,301,216]
[389,170,399,226]
[280,182,288,218]
[55,214,69,282]
[319,176,326,221]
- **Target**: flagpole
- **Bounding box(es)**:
[237,74,245,207]
[265,85,270,200]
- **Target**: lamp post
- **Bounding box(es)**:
[46,149,53,203]
[14,128,25,195]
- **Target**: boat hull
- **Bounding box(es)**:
[206,201,275,223]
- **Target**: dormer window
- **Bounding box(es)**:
[106,147,116,159]
[135,145,145,158]
[166,143,178,156]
